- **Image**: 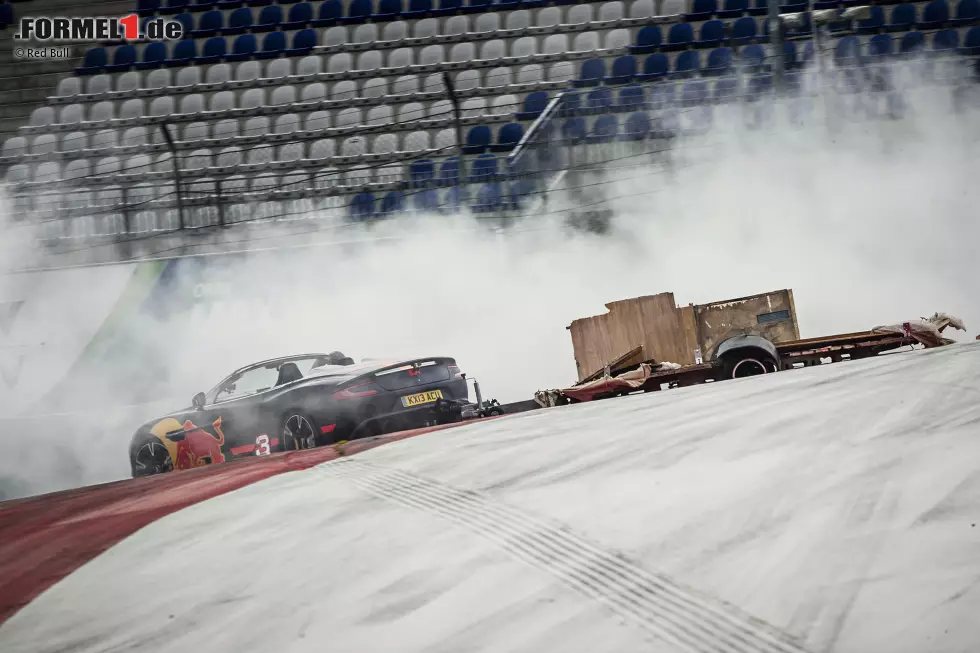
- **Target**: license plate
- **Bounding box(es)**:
[401,389,443,407]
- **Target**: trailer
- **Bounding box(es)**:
[537,289,962,405]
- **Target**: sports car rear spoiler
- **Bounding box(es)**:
[371,357,457,377]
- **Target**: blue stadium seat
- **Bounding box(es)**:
[0,4,12,27]
[282,2,313,29]
[681,79,709,106]
[380,191,404,216]
[899,30,925,52]
[740,43,766,70]
[686,0,717,20]
[621,112,651,140]
[434,0,462,16]
[247,0,273,10]
[713,76,737,102]
[414,189,439,212]
[868,33,893,57]
[631,26,663,54]
[674,50,701,76]
[493,123,524,152]
[105,45,137,73]
[953,0,979,25]
[918,0,950,28]
[933,28,960,50]
[614,85,646,112]
[698,20,727,47]
[254,4,282,31]
[227,33,258,61]
[783,41,798,68]
[834,35,861,65]
[664,23,694,51]
[561,117,587,142]
[584,86,613,114]
[886,4,916,31]
[463,0,492,13]
[636,53,669,80]
[404,0,433,18]
[473,183,502,213]
[510,179,537,212]
[574,59,606,87]
[192,10,223,37]
[256,31,286,58]
[288,28,317,55]
[197,36,227,63]
[161,0,189,14]
[704,47,733,75]
[374,0,403,19]
[345,0,374,23]
[226,7,253,34]
[75,47,108,75]
[962,25,980,53]
[137,0,160,16]
[857,6,885,33]
[561,91,582,116]
[313,0,343,25]
[349,192,376,220]
[217,0,243,8]
[746,73,772,99]
[718,0,748,18]
[606,55,637,84]
[192,0,218,11]
[166,39,198,66]
[438,157,461,186]
[173,12,194,36]
[441,186,467,213]
[469,154,499,182]
[410,159,435,188]
[463,125,492,154]
[133,41,167,69]
[731,16,757,43]
[588,115,618,143]
[516,92,549,120]
[748,0,768,16]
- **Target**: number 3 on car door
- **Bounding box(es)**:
[255,434,271,456]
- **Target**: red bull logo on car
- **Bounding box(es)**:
[150,416,226,471]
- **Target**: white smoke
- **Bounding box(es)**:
[1,61,978,499]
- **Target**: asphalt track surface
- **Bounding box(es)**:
[1,343,978,653]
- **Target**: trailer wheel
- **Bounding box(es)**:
[723,352,777,379]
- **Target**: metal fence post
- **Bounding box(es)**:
[158,123,186,230]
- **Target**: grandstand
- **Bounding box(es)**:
[0,0,978,257]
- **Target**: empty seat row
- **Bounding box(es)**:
[79,28,629,76]
[134,0,669,22]
[27,86,526,130]
[138,0,660,41]
[3,125,527,185]
[56,60,570,104]
[75,29,616,78]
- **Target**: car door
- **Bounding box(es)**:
[202,364,282,459]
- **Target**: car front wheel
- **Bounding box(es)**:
[132,437,173,477]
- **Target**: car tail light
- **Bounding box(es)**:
[448,365,464,379]
[333,381,381,400]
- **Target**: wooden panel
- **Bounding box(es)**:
[567,293,701,382]
[694,289,799,360]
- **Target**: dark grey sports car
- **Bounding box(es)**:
[129,352,469,477]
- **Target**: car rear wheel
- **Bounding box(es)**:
[132,437,173,477]
[281,412,319,451]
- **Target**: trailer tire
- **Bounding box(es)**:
[722,351,777,380]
